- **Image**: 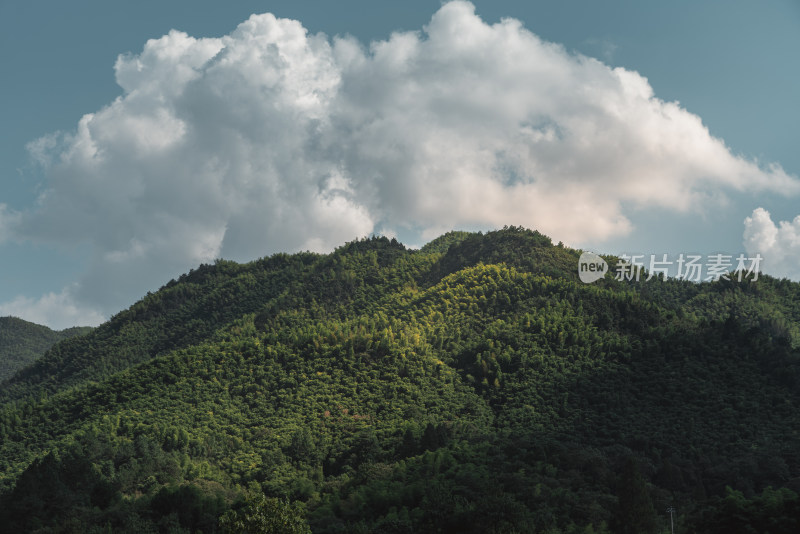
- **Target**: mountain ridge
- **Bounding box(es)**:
[1,227,799,533]
[0,316,92,384]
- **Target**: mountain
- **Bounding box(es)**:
[0,316,92,383]
[1,227,799,533]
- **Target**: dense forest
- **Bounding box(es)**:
[1,227,799,533]
[0,316,92,382]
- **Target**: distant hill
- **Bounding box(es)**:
[0,227,799,533]
[0,317,92,383]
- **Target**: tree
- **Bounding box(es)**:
[613,457,658,534]
[220,494,311,534]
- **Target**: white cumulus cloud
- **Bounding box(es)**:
[5,0,798,326]
[0,287,105,330]
[743,208,800,280]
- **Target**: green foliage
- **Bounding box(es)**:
[220,494,311,534]
[419,230,473,254]
[687,486,800,534]
[0,316,92,382]
[612,458,657,534]
[0,228,798,532]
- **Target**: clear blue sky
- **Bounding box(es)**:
[1,0,799,328]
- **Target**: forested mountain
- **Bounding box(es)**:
[0,316,92,383]
[1,227,799,533]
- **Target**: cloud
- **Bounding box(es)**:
[8,0,799,325]
[743,208,800,280]
[0,287,105,330]
[0,204,21,242]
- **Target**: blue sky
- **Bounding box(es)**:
[1,0,799,328]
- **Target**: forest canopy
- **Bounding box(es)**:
[1,227,799,533]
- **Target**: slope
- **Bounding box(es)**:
[0,227,798,533]
[0,317,92,383]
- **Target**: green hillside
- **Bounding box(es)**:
[0,316,92,383]
[1,227,799,533]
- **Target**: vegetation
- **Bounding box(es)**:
[220,494,311,534]
[0,316,92,382]
[0,227,799,532]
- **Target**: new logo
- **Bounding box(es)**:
[578,252,608,283]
